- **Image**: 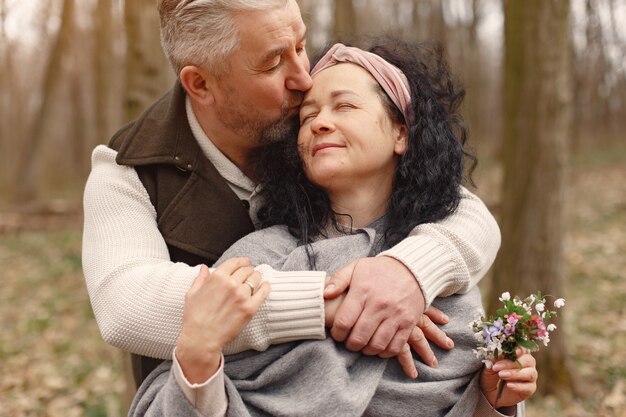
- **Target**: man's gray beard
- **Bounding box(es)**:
[258,114,300,145]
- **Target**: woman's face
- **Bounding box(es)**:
[298,63,407,193]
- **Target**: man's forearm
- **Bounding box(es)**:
[379,186,501,306]
[84,146,327,359]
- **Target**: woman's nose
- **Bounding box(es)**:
[311,111,334,134]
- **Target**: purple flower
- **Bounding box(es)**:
[471,291,564,365]
[482,318,504,344]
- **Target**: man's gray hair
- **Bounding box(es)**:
[158,0,289,76]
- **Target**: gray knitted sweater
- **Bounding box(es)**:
[129,220,484,417]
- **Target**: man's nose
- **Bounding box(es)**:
[286,59,313,92]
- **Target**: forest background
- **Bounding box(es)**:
[0,0,624,416]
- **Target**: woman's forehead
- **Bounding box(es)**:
[308,63,379,95]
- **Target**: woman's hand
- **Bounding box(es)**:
[378,306,454,379]
[324,275,345,326]
[480,349,538,408]
[175,258,270,383]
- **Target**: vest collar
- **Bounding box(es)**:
[114,81,201,173]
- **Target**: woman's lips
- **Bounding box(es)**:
[312,143,345,156]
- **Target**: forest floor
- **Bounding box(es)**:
[1,145,624,417]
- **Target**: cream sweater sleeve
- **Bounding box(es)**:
[379,186,501,306]
[83,146,324,359]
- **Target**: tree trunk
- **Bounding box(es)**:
[70,66,88,174]
[490,0,576,396]
[0,0,8,193]
[333,0,356,43]
[430,0,447,46]
[93,0,115,145]
[124,0,173,121]
[16,0,75,202]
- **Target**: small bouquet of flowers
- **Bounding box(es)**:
[470,292,565,404]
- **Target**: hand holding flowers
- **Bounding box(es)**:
[480,349,537,409]
[470,292,565,407]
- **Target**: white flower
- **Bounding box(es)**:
[554,298,565,308]
[483,359,494,369]
[536,303,545,312]
[528,294,536,304]
[499,292,511,301]
[547,324,557,331]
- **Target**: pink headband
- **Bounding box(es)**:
[310,43,413,125]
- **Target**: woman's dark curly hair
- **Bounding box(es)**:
[254,36,476,261]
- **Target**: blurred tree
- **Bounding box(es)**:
[70,61,88,175]
[0,0,8,192]
[16,0,75,202]
[414,0,447,45]
[94,0,115,144]
[490,0,576,395]
[124,0,173,121]
[572,0,625,150]
[333,0,356,42]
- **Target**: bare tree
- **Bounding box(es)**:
[0,0,8,192]
[93,0,115,145]
[124,0,173,121]
[429,0,447,46]
[70,56,89,175]
[333,0,356,43]
[490,0,576,396]
[16,0,75,202]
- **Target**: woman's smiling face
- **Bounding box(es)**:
[297,63,408,193]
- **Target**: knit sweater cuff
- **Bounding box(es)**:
[257,265,327,344]
[222,266,326,355]
[378,234,466,307]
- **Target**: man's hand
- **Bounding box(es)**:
[325,256,425,356]
[328,303,456,379]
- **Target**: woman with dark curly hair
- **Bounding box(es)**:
[130,39,535,417]
[255,39,473,262]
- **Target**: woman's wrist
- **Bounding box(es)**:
[175,338,222,384]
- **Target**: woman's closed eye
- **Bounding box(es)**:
[300,112,317,126]
[336,102,357,111]
[300,103,357,126]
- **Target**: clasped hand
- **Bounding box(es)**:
[176,259,270,384]
[324,256,454,378]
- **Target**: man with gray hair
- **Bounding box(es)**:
[82,0,503,413]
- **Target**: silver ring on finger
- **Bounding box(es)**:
[243,280,256,295]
